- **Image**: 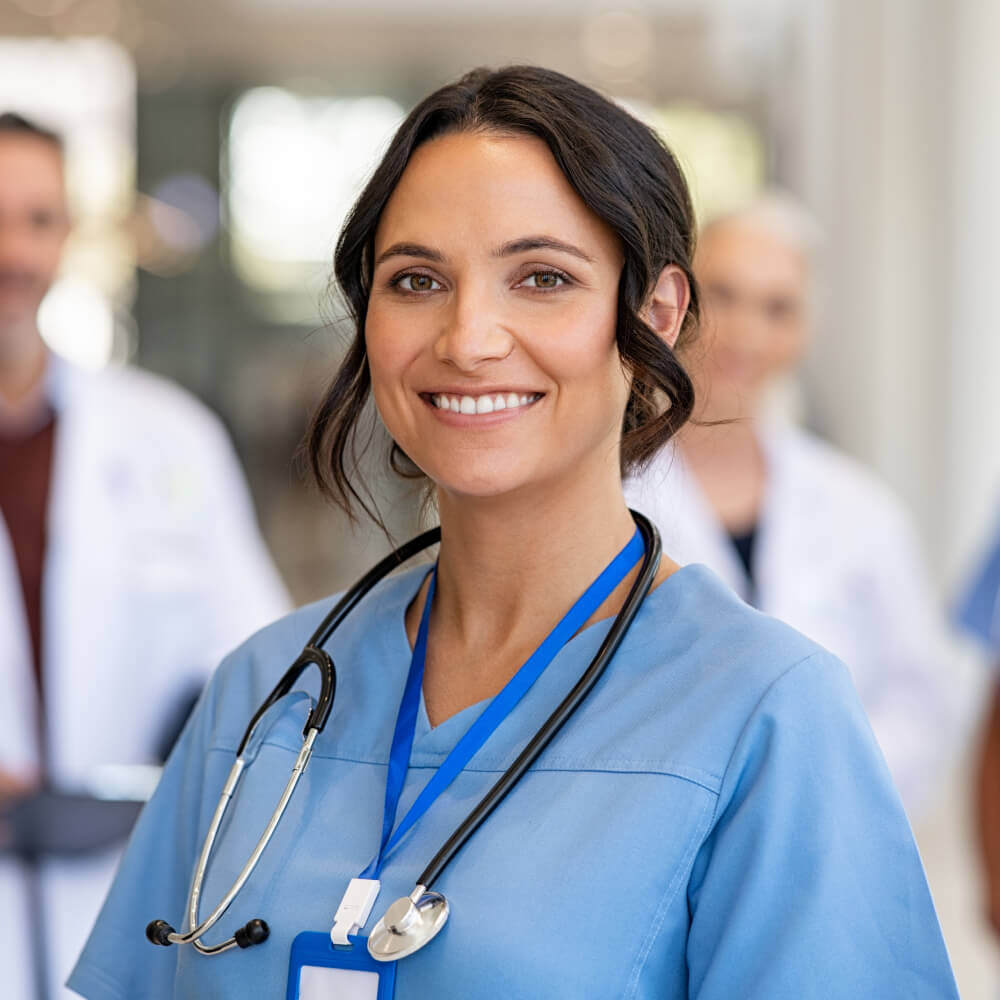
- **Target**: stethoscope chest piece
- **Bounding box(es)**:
[367,888,449,962]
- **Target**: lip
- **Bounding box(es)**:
[420,386,543,397]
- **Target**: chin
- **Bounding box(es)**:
[429,460,541,504]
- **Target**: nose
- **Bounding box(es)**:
[433,284,514,371]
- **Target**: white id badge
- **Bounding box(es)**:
[287,932,395,1000]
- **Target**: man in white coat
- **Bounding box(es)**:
[0,114,290,998]
[625,193,956,821]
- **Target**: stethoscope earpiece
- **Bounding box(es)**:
[144,916,269,950]
[234,918,270,949]
[146,919,175,947]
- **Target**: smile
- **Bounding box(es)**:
[428,392,542,415]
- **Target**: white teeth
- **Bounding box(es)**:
[431,392,538,413]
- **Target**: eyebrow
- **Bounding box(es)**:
[495,235,596,264]
[373,235,596,267]
[374,242,446,266]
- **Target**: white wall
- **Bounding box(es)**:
[785,2,1000,995]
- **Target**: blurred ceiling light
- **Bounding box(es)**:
[580,8,653,80]
[620,100,765,224]
[38,277,116,370]
[226,89,404,291]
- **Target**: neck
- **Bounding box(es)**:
[412,458,668,726]
[433,468,637,645]
[0,324,47,406]
[680,411,760,463]
[677,402,767,535]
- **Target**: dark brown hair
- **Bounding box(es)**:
[308,66,698,523]
[0,112,63,152]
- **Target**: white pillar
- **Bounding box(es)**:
[947,0,1000,579]
[787,0,955,571]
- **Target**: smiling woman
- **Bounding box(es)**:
[70,67,958,1000]
[310,67,697,527]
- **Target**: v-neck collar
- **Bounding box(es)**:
[382,561,683,764]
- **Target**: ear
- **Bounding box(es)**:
[643,265,690,349]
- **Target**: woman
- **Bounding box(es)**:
[625,194,957,821]
[69,67,957,999]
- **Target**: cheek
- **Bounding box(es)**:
[767,326,807,371]
[364,317,416,442]
[534,296,620,377]
[365,311,418,396]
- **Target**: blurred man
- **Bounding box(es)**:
[626,192,958,820]
[0,113,290,999]
[956,521,1000,934]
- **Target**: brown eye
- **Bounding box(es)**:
[401,274,439,292]
[522,271,566,289]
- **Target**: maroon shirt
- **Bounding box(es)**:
[0,411,56,703]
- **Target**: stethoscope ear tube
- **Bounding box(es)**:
[310,527,443,650]
[413,510,661,890]
[236,648,336,755]
[235,526,442,757]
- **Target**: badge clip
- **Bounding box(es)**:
[330,878,380,946]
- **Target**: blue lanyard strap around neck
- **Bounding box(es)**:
[360,526,645,880]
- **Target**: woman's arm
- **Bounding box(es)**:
[686,652,958,1000]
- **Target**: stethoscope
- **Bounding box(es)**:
[146,510,661,962]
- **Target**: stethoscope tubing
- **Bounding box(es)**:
[151,511,660,955]
[415,511,661,889]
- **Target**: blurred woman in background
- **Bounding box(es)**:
[626,193,958,820]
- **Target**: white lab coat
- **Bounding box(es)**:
[625,424,956,821]
[0,356,290,1000]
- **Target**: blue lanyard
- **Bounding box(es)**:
[359,526,644,880]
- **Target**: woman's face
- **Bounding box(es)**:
[366,131,627,504]
[691,218,809,418]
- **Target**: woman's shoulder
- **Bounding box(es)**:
[203,565,427,746]
[582,563,864,794]
[633,561,843,694]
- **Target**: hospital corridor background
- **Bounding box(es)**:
[1,0,999,997]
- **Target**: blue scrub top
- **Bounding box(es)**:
[957,517,1000,652]
[69,564,958,999]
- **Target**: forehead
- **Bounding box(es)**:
[0,135,66,208]
[374,130,620,261]
[696,219,807,293]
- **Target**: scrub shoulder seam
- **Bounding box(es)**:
[707,650,837,828]
[203,742,722,792]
